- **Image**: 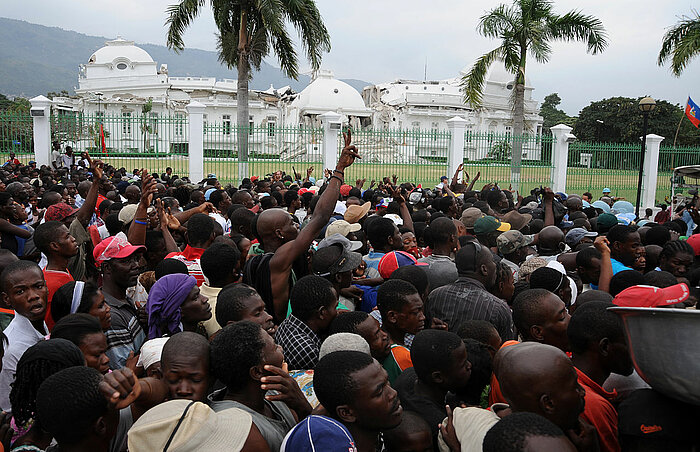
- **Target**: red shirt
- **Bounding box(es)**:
[165,245,206,286]
[43,269,74,330]
[575,367,621,452]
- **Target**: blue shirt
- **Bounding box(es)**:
[611,258,634,275]
[363,251,386,271]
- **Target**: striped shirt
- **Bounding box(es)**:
[165,245,206,286]
[103,292,146,369]
[427,277,514,340]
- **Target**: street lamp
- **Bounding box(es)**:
[635,96,656,217]
[95,92,103,121]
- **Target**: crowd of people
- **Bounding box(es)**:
[0,130,697,452]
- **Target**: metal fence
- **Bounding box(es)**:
[463,132,554,194]
[50,111,190,178]
[338,128,450,189]
[0,111,34,163]
[658,145,700,203]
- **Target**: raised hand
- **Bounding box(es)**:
[261,364,312,418]
[338,128,360,170]
[87,153,104,180]
[139,170,157,207]
[307,166,314,176]
[543,187,555,202]
[392,174,398,185]
[593,236,611,255]
[99,367,142,410]
[439,405,461,452]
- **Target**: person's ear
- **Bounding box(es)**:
[539,393,555,415]
[479,262,489,277]
[431,370,444,385]
[49,241,61,253]
[598,337,610,357]
[249,364,265,382]
[530,325,544,342]
[386,309,399,325]
[94,416,108,437]
[1,292,10,308]
[336,404,356,423]
[274,228,284,240]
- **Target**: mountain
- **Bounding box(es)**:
[0,17,372,97]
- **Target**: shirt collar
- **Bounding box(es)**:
[181,245,206,260]
[286,314,319,340]
[102,291,131,309]
[14,313,47,339]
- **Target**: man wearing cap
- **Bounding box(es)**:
[565,228,598,251]
[497,230,534,281]
[502,210,532,232]
[474,216,510,250]
[602,188,611,198]
[460,207,484,236]
[94,234,147,369]
[312,236,363,311]
[417,218,459,290]
[326,220,361,242]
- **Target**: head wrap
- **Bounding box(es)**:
[136,337,170,370]
[146,274,197,339]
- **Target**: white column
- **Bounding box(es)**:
[446,116,468,178]
[30,95,52,167]
[550,124,575,193]
[641,134,665,210]
[320,111,342,172]
[186,100,206,184]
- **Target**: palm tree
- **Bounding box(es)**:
[462,0,607,190]
[658,10,700,76]
[166,0,331,180]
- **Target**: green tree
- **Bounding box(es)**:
[461,0,607,190]
[573,96,700,145]
[539,93,575,132]
[658,10,700,76]
[165,0,331,180]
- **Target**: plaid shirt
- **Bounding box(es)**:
[427,277,514,340]
[275,314,321,370]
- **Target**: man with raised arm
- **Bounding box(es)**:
[244,130,360,323]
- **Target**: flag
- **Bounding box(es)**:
[99,123,107,154]
[685,97,700,128]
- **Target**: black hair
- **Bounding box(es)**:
[366,217,397,250]
[215,283,259,325]
[1,260,42,293]
[229,207,255,237]
[457,339,493,405]
[290,275,337,321]
[576,246,602,268]
[437,196,455,214]
[483,412,565,452]
[567,301,625,354]
[644,226,671,247]
[511,289,558,342]
[50,281,101,324]
[609,270,645,297]
[410,329,463,383]
[328,311,370,336]
[260,196,277,210]
[210,321,264,391]
[200,242,240,287]
[389,265,429,297]
[486,189,504,209]
[283,190,299,207]
[427,217,457,246]
[155,258,189,280]
[456,320,500,347]
[643,270,678,288]
[529,267,566,293]
[314,350,375,416]
[607,225,636,247]
[36,366,107,445]
[33,221,66,255]
[377,279,418,320]
[208,190,226,210]
[161,331,210,369]
[11,339,85,428]
[660,240,694,261]
[50,314,103,348]
[185,213,215,246]
[145,229,165,252]
[103,213,124,236]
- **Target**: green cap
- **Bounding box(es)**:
[597,213,619,229]
[474,216,511,235]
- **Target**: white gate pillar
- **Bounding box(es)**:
[186,100,206,184]
[30,95,52,167]
[641,134,664,210]
[550,124,575,193]
[320,111,342,172]
[446,117,469,179]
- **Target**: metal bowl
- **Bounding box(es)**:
[609,307,700,405]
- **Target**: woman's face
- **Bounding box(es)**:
[88,290,112,330]
[180,285,212,324]
[80,332,111,374]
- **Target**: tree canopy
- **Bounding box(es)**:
[540,93,575,132]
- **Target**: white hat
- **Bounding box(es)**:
[128,400,252,452]
[325,220,361,239]
[384,213,404,226]
[136,337,169,370]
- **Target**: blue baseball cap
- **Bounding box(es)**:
[204,187,217,201]
[281,415,357,452]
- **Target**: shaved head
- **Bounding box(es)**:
[495,342,585,430]
[256,208,298,246]
[537,226,565,256]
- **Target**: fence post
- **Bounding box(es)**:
[320,111,342,172]
[641,134,665,210]
[186,100,206,184]
[30,95,52,167]
[550,124,575,193]
[446,117,468,179]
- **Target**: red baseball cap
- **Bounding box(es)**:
[377,250,427,279]
[686,235,700,256]
[45,203,79,222]
[340,184,353,197]
[93,235,146,264]
[613,283,690,308]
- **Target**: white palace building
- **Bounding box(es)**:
[52,37,543,161]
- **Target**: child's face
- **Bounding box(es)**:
[402,232,417,250]
[353,260,367,277]
[2,267,47,322]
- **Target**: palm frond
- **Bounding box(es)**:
[461,47,504,108]
[282,0,331,71]
[165,0,207,52]
[658,11,700,76]
[547,10,609,54]
[253,0,299,79]
[478,4,520,39]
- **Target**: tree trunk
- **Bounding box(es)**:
[237,10,250,183]
[511,56,526,192]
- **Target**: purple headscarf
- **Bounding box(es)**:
[147,273,197,339]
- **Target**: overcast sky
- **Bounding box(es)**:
[2,0,698,115]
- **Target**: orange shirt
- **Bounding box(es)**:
[43,269,74,330]
[575,367,621,452]
[488,340,519,405]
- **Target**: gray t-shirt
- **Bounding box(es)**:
[417,254,458,291]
